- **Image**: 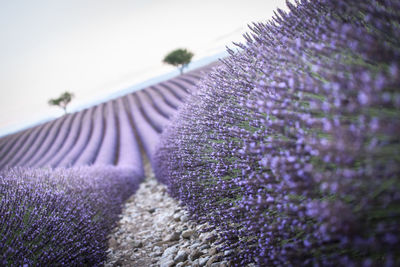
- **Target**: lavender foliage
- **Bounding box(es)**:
[32,113,76,168]
[45,110,85,167]
[24,115,67,167]
[155,0,400,265]
[93,102,118,165]
[0,125,39,169]
[74,105,105,166]
[0,166,140,265]
[136,92,170,132]
[12,119,54,167]
[115,98,144,175]
[58,107,95,167]
[125,94,160,166]
[144,87,177,118]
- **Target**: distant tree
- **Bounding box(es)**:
[163,48,194,74]
[48,91,74,114]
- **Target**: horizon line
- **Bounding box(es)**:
[0,50,230,138]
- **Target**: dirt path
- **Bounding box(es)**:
[105,165,232,267]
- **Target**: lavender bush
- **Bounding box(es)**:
[0,166,140,265]
[45,111,85,167]
[58,108,95,167]
[152,85,182,109]
[155,0,400,265]
[12,119,54,167]
[0,125,39,169]
[160,82,186,101]
[135,92,170,133]
[24,115,67,167]
[94,102,118,165]
[115,98,144,175]
[125,94,160,167]
[32,113,76,168]
[143,88,177,118]
[74,105,105,166]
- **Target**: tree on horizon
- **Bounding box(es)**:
[163,48,194,74]
[48,91,74,114]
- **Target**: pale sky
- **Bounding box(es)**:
[0,0,287,136]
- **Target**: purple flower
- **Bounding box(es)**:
[154,0,400,265]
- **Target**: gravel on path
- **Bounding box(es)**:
[105,164,234,267]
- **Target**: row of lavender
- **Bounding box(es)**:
[155,0,400,266]
[0,66,211,265]
[0,68,208,169]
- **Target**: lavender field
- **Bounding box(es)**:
[0,65,214,265]
[2,0,400,266]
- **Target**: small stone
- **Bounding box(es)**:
[220,260,229,267]
[181,241,190,248]
[114,259,125,266]
[224,250,233,256]
[149,252,159,257]
[174,208,181,213]
[108,237,118,247]
[162,245,179,257]
[164,232,180,242]
[190,242,201,250]
[196,224,207,231]
[173,213,181,221]
[209,248,217,255]
[174,250,188,263]
[200,232,217,243]
[206,255,220,266]
[159,245,178,266]
[181,230,195,239]
[199,244,210,250]
[189,249,203,261]
[148,208,156,213]
[160,260,174,267]
[133,240,143,248]
[199,256,210,267]
[181,214,189,222]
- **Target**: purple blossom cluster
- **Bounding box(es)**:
[155,0,400,265]
[0,166,140,265]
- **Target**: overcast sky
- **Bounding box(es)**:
[0,0,287,136]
